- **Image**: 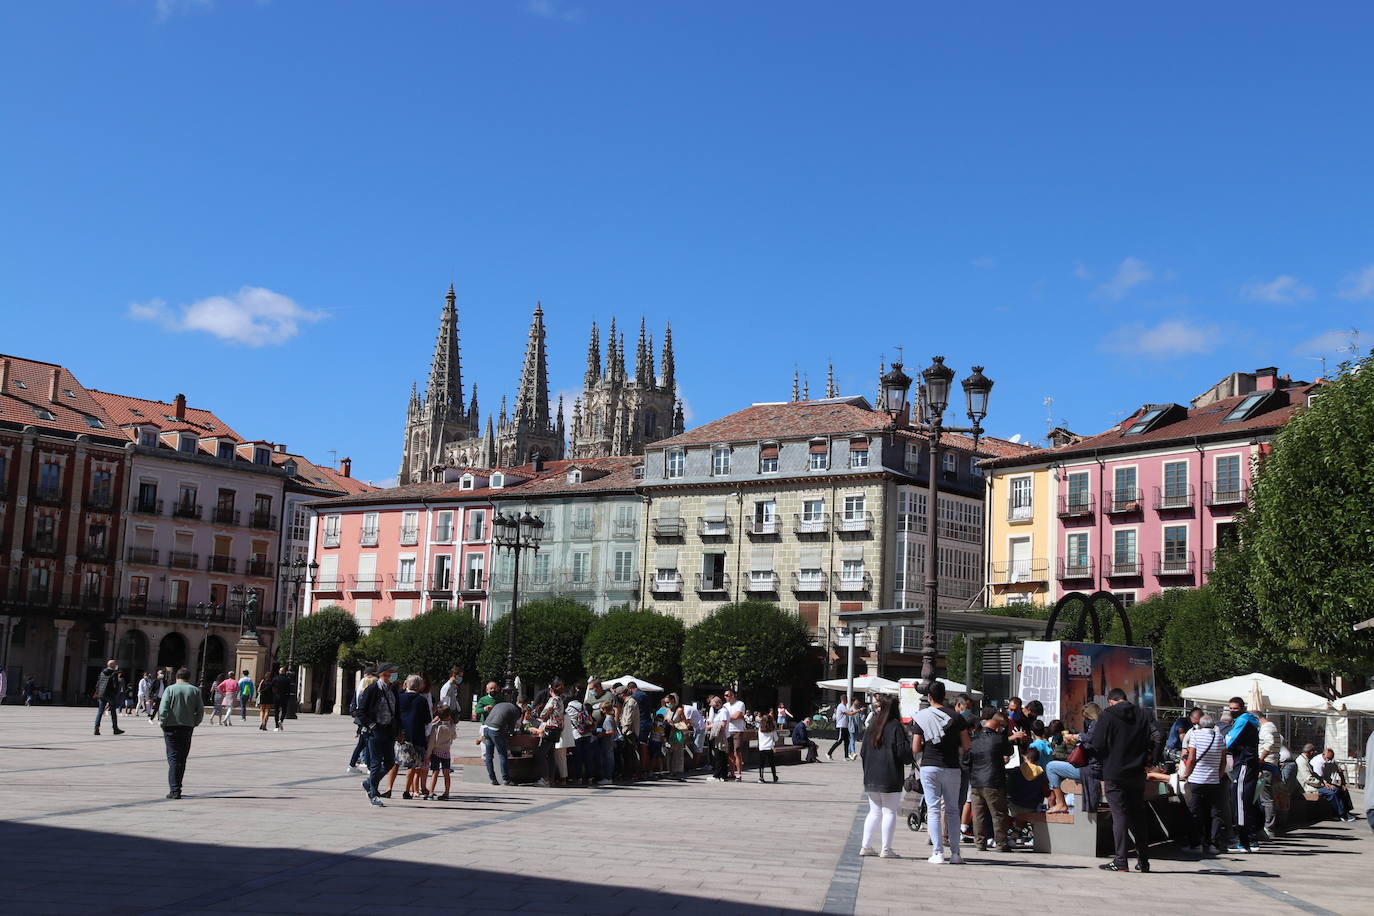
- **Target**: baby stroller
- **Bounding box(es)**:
[901,765,927,831]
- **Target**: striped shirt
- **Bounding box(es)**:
[1186,726,1224,785]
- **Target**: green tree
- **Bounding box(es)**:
[276,605,361,669]
[582,607,685,688]
[681,601,810,691]
[1215,351,1374,686]
[477,597,595,691]
[396,608,484,684]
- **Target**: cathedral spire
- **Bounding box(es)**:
[635,318,650,386]
[803,375,810,401]
[481,415,496,468]
[606,317,618,382]
[877,358,886,406]
[647,331,656,387]
[792,368,800,402]
[468,384,480,432]
[618,332,626,381]
[425,284,464,411]
[499,394,508,427]
[661,323,676,393]
[514,302,552,430]
[826,362,837,399]
[585,321,601,388]
[673,398,685,435]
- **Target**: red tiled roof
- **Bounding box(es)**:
[494,456,641,498]
[653,398,892,448]
[982,383,1318,469]
[0,354,122,438]
[311,456,642,507]
[88,389,244,440]
[274,451,378,496]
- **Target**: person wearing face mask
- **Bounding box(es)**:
[353,663,403,807]
[439,668,463,716]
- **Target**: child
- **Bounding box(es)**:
[216,673,240,726]
[757,712,779,783]
[598,701,618,783]
[649,713,667,777]
[1007,746,1052,847]
[425,705,457,800]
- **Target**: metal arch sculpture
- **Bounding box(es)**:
[1043,590,1134,646]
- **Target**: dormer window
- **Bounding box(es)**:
[178,434,198,453]
[808,439,829,470]
[490,472,504,489]
[759,443,779,474]
[33,407,55,421]
[83,415,105,429]
[283,459,298,476]
[459,474,475,491]
[666,449,685,479]
[1222,390,1284,424]
[711,445,731,476]
[13,379,27,390]
[1120,405,1185,437]
[139,428,158,447]
[633,465,645,479]
[253,447,270,465]
[217,441,235,460]
[64,389,77,399]
[567,469,582,484]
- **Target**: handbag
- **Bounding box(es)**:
[1067,743,1088,767]
[395,740,418,768]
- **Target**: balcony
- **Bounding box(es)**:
[791,571,828,593]
[428,574,454,593]
[359,528,379,547]
[793,513,830,536]
[399,527,419,546]
[350,575,383,592]
[1057,557,1095,580]
[322,531,341,548]
[131,498,163,516]
[28,535,58,556]
[9,582,53,607]
[570,520,594,540]
[388,574,421,592]
[80,544,111,562]
[1153,550,1196,576]
[206,554,235,573]
[604,572,638,591]
[85,491,114,512]
[459,574,489,595]
[465,525,488,542]
[612,520,638,540]
[172,502,203,520]
[838,511,873,533]
[559,574,597,593]
[1103,553,1143,577]
[1205,482,1247,507]
[523,576,557,593]
[745,571,779,592]
[433,527,454,544]
[697,517,731,538]
[212,506,240,526]
[1006,502,1034,523]
[833,571,872,593]
[694,572,731,595]
[652,517,686,538]
[313,576,344,592]
[249,511,277,531]
[650,573,682,594]
[1154,485,1195,511]
[1104,488,1142,514]
[33,486,64,506]
[989,559,1050,585]
[748,518,780,536]
[1057,494,1094,519]
[246,558,274,578]
[167,551,199,570]
[127,546,159,565]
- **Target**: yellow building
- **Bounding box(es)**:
[982,457,1057,608]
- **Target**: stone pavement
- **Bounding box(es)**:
[0,707,1369,915]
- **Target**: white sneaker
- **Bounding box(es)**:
[879,849,901,859]
[927,853,945,865]
[273,727,280,732]
[859,846,877,857]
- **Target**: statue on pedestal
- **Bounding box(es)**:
[242,592,259,637]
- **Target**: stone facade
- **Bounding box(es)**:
[569,318,683,459]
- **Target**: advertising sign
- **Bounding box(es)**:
[1017,641,1156,732]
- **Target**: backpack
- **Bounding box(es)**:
[570,704,593,736]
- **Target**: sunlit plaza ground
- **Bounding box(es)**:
[1,707,1369,916]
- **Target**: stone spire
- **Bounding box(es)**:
[468,384,480,432]
[571,397,583,440]
[606,317,619,382]
[618,333,626,381]
[673,399,685,434]
[792,368,800,402]
[877,359,886,406]
[585,321,601,388]
[513,302,552,429]
[803,376,810,400]
[409,381,419,408]
[481,415,496,467]
[499,394,508,427]
[635,318,650,386]
[661,323,676,392]
[556,394,566,443]
[647,331,656,387]
[826,362,837,399]
[425,284,463,410]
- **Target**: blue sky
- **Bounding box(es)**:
[3,2,1371,484]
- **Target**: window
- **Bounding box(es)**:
[808,440,829,470]
[644,410,657,436]
[531,553,552,585]
[39,460,61,494]
[849,439,869,469]
[759,443,779,473]
[394,599,414,621]
[843,494,866,521]
[400,511,419,544]
[942,452,957,476]
[465,553,485,590]
[1008,476,1033,520]
[429,600,449,613]
[753,500,777,533]
[33,406,55,421]
[462,602,481,620]
[176,485,197,517]
[1112,592,1137,607]
[178,434,197,454]
[129,576,149,609]
[434,510,454,543]
[700,553,726,590]
[799,498,825,533]
[1113,529,1138,573]
[1162,526,1189,571]
[571,505,594,537]
[490,472,504,489]
[1222,392,1267,423]
[1065,533,1090,573]
[459,474,475,491]
[83,414,104,429]
[432,554,452,590]
[169,579,189,611]
[712,446,731,476]
[841,558,865,582]
[666,450,684,479]
[86,521,107,553]
[396,557,416,588]
[1214,454,1242,502]
[567,468,582,484]
[90,467,112,505]
[1065,471,1090,511]
[361,512,379,545]
[1122,407,1166,436]
[253,447,270,465]
[466,509,487,541]
[323,514,341,547]
[289,507,309,542]
[1162,460,1189,507]
[139,428,158,447]
[1112,466,1138,508]
[571,551,590,583]
[613,504,636,536]
[613,550,634,583]
[701,497,729,536]
[216,440,234,460]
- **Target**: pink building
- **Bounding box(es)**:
[984,367,1318,607]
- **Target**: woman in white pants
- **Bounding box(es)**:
[858,695,913,857]
[911,681,972,864]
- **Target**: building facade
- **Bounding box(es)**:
[982,460,1057,608]
[569,318,683,459]
[982,367,1316,607]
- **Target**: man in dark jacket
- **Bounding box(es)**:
[1225,696,1263,851]
[1086,688,1153,872]
[354,663,402,807]
[968,708,1014,851]
[270,667,294,731]
[92,659,125,736]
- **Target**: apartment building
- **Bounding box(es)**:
[982,367,1317,607]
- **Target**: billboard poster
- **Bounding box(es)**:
[1017,641,1156,732]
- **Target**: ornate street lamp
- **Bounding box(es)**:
[279,557,316,717]
[492,510,544,698]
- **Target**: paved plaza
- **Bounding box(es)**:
[0,707,1369,916]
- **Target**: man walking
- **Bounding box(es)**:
[158,667,204,799]
[237,670,254,721]
[1086,687,1154,872]
[92,659,125,736]
[828,696,854,760]
[354,662,402,806]
[439,668,463,715]
[911,681,970,864]
[1224,696,1262,852]
[270,666,293,731]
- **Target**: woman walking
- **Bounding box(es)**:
[828,695,854,760]
[391,675,431,799]
[859,694,913,858]
[256,671,275,730]
[216,673,239,726]
[665,694,689,782]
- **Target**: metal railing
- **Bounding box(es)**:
[322,531,341,548]
[213,506,240,526]
[1105,488,1142,514]
[697,516,732,537]
[465,524,487,542]
[832,571,872,592]
[249,512,277,531]
[460,574,488,595]
[1154,485,1195,511]
[33,486,64,506]
[650,573,682,593]
[793,513,830,535]
[988,559,1050,584]
[1205,482,1247,507]
[359,528,379,547]
[399,527,419,546]
[1153,550,1196,576]
[791,571,827,592]
[652,517,686,537]
[350,575,383,591]
[569,520,594,539]
[604,571,638,590]
[559,574,597,592]
[1006,502,1034,522]
[1057,557,1095,580]
[1104,553,1142,577]
[1057,494,1094,518]
[942,579,982,600]
[388,574,420,591]
[80,544,111,562]
[694,572,731,594]
[85,491,114,511]
[522,576,557,593]
[172,502,202,520]
[427,574,454,592]
[838,510,873,533]
[127,546,159,565]
[745,571,779,592]
[29,535,58,555]
[246,559,274,578]
[131,498,163,516]
[313,576,344,591]
[611,521,638,540]
[748,518,780,536]
[206,555,235,573]
[169,551,199,570]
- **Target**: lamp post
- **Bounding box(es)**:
[192,600,214,701]
[492,510,545,698]
[881,357,994,696]
[279,558,316,718]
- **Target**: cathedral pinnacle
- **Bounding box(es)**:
[826,362,837,399]
[661,322,676,393]
[635,317,650,386]
[585,321,601,388]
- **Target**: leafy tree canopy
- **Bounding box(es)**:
[276,605,360,669]
[477,597,595,691]
[582,607,685,689]
[681,601,810,692]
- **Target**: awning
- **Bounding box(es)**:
[809,440,829,454]
[841,544,865,561]
[654,548,678,569]
[759,443,779,459]
[832,606,1055,638]
[799,547,823,569]
[817,675,900,695]
[703,497,727,522]
[750,547,773,571]
[1180,673,1333,713]
[657,500,679,519]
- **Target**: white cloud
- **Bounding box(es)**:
[1242,275,1312,303]
[1294,329,1366,359]
[1338,264,1374,301]
[525,0,583,22]
[1094,257,1153,300]
[367,476,399,489]
[128,286,326,347]
[1104,318,1217,358]
[154,0,212,22]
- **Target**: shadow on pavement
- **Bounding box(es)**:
[0,820,814,916]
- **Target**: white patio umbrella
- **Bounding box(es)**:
[816,675,900,695]
[1180,672,1330,713]
[1336,688,1374,713]
[601,676,665,693]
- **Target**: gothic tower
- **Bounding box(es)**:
[570,317,682,459]
[490,303,565,467]
[398,285,477,484]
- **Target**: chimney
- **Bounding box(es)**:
[339,457,352,478]
[274,443,287,453]
[531,451,545,473]
[0,359,9,391]
[49,367,61,403]
[1255,367,1278,391]
[173,393,186,420]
